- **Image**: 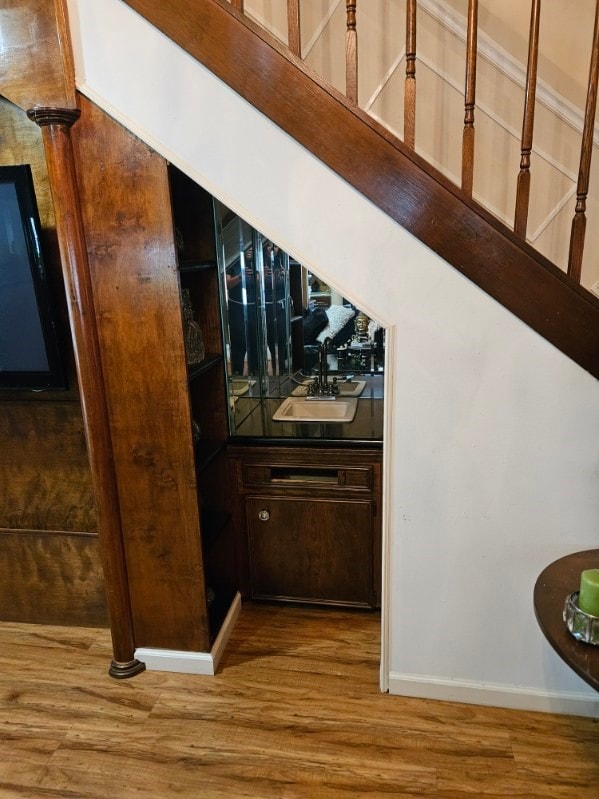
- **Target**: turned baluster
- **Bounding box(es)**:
[514,0,541,239]
[568,0,599,282]
[346,1,358,104]
[231,0,244,11]
[288,0,301,57]
[405,0,417,150]
[461,0,478,196]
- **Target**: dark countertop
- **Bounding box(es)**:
[230,374,384,442]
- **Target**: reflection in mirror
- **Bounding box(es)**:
[214,200,385,438]
[215,201,291,382]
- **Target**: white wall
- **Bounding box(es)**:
[67,0,599,715]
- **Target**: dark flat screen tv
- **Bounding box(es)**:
[0,164,67,390]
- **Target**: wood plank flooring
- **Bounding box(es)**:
[0,601,597,798]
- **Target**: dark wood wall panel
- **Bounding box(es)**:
[0,530,108,626]
[0,402,97,532]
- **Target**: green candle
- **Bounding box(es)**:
[578,568,599,617]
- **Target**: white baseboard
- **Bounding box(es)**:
[135,592,242,676]
[388,672,599,718]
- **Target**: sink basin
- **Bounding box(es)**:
[337,380,366,397]
[273,396,358,423]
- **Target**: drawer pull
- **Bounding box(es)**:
[258,508,270,522]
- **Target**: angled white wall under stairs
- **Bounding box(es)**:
[67,0,599,716]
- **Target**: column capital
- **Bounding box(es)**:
[27,106,81,128]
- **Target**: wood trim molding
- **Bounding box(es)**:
[27,104,144,678]
[135,593,242,675]
[388,672,599,718]
[122,0,599,379]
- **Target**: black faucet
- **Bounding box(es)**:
[306,338,339,399]
[319,337,331,389]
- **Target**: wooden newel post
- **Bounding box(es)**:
[27,106,145,680]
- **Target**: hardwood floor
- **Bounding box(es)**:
[0,602,597,798]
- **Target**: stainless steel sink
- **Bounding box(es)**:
[272,396,358,423]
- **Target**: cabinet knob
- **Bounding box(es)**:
[258,508,270,522]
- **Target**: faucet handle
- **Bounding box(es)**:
[331,377,340,395]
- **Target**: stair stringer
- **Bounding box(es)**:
[66,0,599,715]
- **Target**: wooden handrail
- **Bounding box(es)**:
[514,0,541,240]
[568,0,599,283]
[461,0,478,196]
[404,0,417,150]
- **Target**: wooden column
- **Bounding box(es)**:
[27,106,144,679]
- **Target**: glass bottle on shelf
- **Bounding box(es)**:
[181,288,205,365]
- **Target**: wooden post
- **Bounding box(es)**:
[231,0,244,11]
[404,0,417,150]
[461,0,478,196]
[27,106,144,680]
[288,0,301,57]
[514,0,541,239]
[568,0,599,282]
[345,1,358,104]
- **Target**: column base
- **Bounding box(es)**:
[108,658,146,679]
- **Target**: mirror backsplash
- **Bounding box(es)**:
[213,200,384,441]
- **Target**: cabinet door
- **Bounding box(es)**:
[247,495,374,607]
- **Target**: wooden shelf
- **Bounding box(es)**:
[195,439,226,472]
[187,354,222,382]
[178,260,217,273]
[201,509,231,552]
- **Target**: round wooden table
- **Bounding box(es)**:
[534,549,599,691]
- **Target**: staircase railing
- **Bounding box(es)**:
[228,0,599,293]
[121,0,599,378]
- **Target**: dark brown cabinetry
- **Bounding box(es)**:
[230,446,382,608]
[247,496,373,606]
